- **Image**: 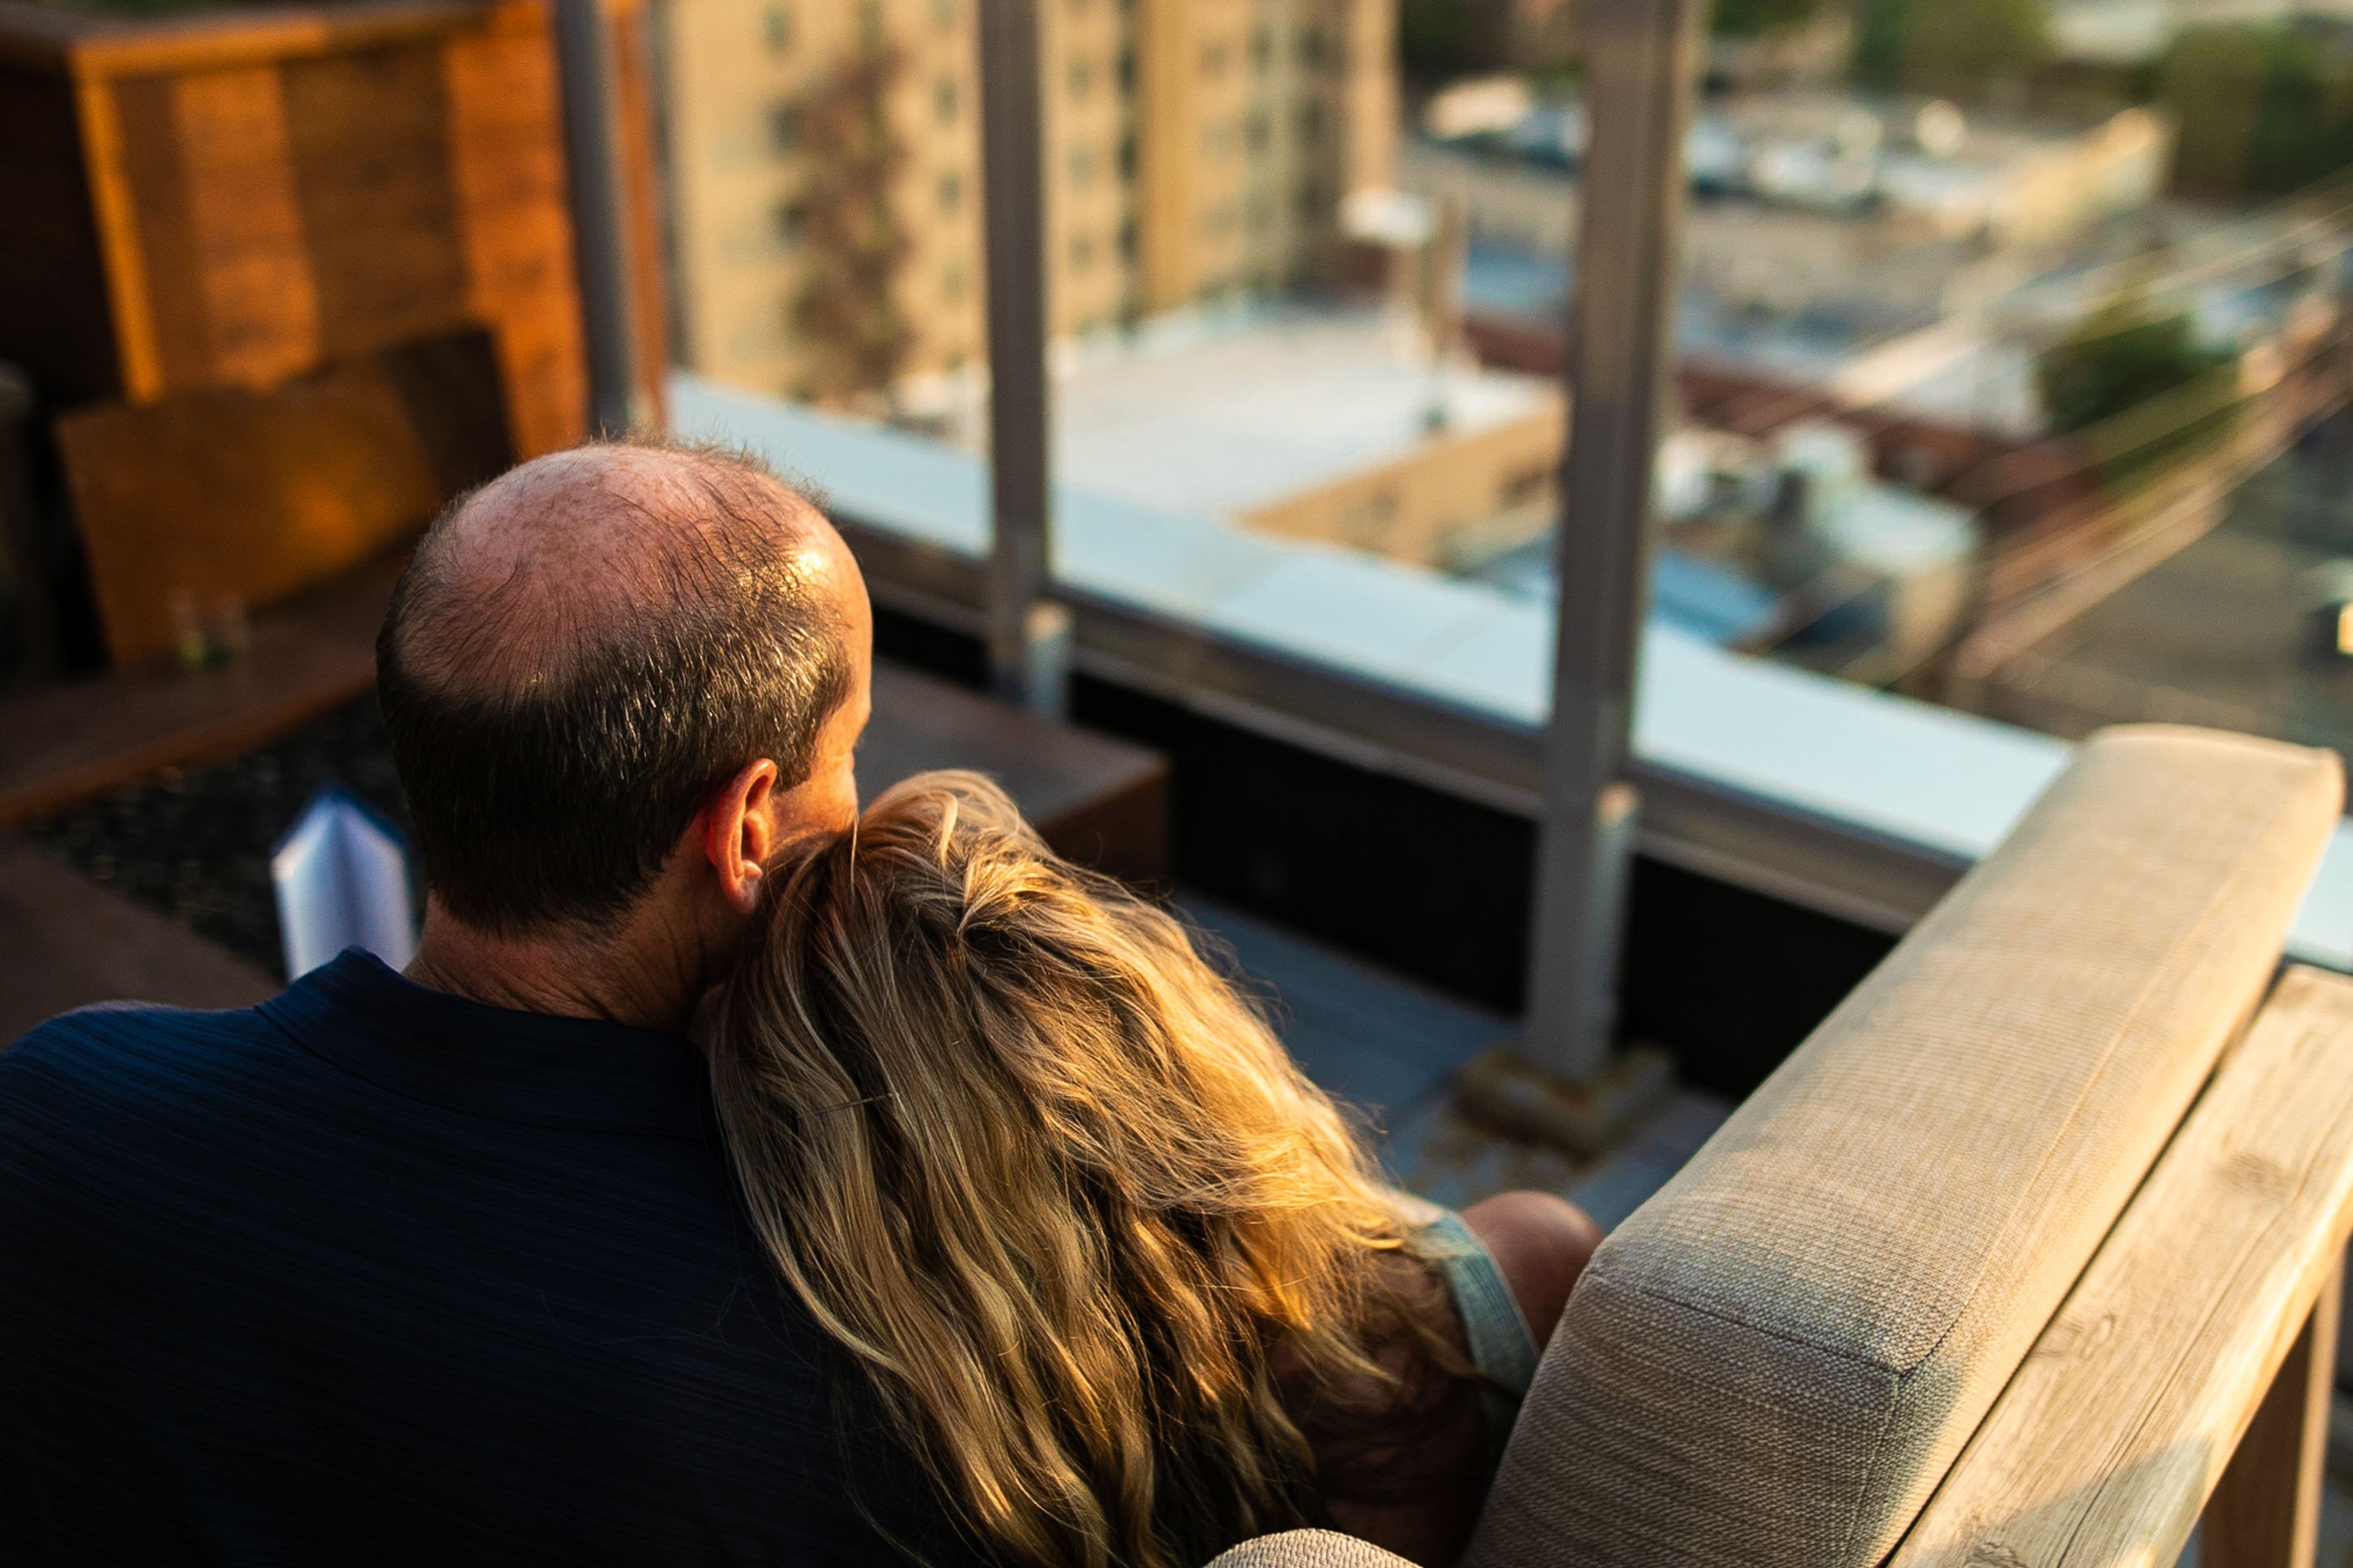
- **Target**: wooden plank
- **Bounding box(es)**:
[171,64,322,389]
[0,837,275,1045]
[0,0,487,80]
[4,0,584,466]
[443,0,587,455]
[2203,1267,2340,1568]
[73,72,164,401]
[0,558,394,828]
[1885,966,2353,1568]
[280,41,472,365]
[53,331,504,665]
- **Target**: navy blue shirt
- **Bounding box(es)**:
[0,950,974,1565]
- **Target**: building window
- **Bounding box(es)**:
[1297,25,1325,66]
[768,102,801,153]
[1298,102,1325,146]
[1246,110,1270,153]
[1295,179,1326,222]
[763,4,791,52]
[1117,132,1137,180]
[1068,57,1092,98]
[938,170,964,213]
[1118,218,1137,260]
[1251,24,1271,70]
[1247,189,1272,232]
[775,199,807,248]
[1069,145,1096,188]
[937,78,959,123]
[1072,234,1097,271]
[1117,47,1137,92]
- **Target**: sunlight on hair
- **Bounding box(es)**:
[706,772,1476,1568]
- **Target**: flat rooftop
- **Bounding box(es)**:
[938,303,1559,522]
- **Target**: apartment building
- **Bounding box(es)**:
[656,0,1397,404]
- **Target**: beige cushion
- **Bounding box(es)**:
[1207,1530,1417,1568]
[1467,725,2342,1568]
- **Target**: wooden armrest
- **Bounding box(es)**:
[1886,965,2353,1568]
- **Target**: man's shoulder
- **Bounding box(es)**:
[2,996,290,1122]
[8,992,279,1053]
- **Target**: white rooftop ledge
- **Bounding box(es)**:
[672,373,2352,971]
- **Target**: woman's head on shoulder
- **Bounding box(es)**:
[707,771,1465,1568]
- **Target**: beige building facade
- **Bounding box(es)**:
[658,0,1397,405]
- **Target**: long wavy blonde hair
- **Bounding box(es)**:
[706,771,1470,1568]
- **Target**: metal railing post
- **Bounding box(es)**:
[554,0,644,437]
[1521,0,1703,1081]
[977,0,1066,715]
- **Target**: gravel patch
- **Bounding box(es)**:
[22,699,412,981]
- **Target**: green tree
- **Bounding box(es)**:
[1397,0,1511,85]
[1854,0,2050,98]
[792,46,914,404]
[1713,0,1829,41]
[2159,24,2353,195]
[2036,294,2242,479]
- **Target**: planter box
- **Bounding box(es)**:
[0,0,665,458]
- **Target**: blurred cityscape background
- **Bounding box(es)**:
[648,0,2353,764]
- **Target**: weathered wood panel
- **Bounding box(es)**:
[54,331,508,666]
[0,0,646,458]
[1885,966,2353,1568]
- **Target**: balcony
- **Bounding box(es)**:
[5,0,2353,1560]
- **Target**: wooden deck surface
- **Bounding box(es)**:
[0,558,394,827]
[0,835,273,1041]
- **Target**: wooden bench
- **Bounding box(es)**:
[1886,965,2353,1568]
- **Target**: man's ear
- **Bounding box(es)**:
[702,758,781,915]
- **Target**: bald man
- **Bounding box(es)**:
[0,441,976,1563]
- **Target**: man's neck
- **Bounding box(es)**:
[402,906,707,1034]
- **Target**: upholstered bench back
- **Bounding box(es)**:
[1464,726,2343,1568]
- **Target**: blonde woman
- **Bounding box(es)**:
[707,772,1600,1568]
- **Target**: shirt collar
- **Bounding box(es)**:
[259,949,711,1139]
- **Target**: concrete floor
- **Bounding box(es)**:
[1182,893,1732,1227]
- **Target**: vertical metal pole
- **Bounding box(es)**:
[977,0,1065,715]
[1522,0,1703,1080]
[555,0,644,437]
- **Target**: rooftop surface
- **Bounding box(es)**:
[937,303,1559,520]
